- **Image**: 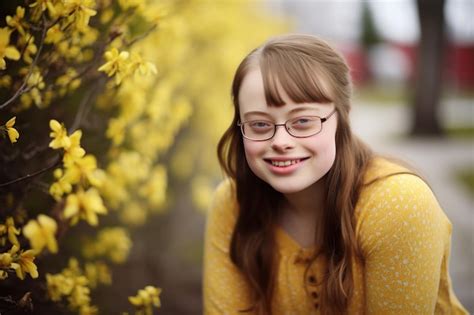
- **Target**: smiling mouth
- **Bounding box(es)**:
[264,157,310,167]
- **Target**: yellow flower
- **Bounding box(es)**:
[23,214,58,254]
[63,154,104,188]
[106,117,126,145]
[49,176,73,201]
[0,252,13,267]
[55,68,81,96]
[0,251,13,278]
[45,24,64,44]
[78,305,98,315]
[82,227,131,263]
[139,166,167,208]
[63,130,86,165]
[4,116,20,143]
[98,48,131,85]
[6,6,26,36]
[129,52,157,76]
[68,276,91,309]
[0,27,20,70]
[64,188,107,226]
[49,119,71,149]
[0,75,12,88]
[64,0,97,31]
[119,203,147,226]
[10,246,39,280]
[0,217,21,246]
[84,261,111,288]
[129,285,162,312]
[118,0,144,11]
[18,33,38,64]
[46,273,74,301]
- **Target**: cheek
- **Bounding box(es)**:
[243,140,263,161]
[305,132,337,166]
[243,140,267,177]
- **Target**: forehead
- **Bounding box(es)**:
[238,68,328,118]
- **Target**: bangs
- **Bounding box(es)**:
[259,46,333,107]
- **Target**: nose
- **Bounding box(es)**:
[270,125,294,152]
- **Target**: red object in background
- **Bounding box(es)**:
[341,41,474,89]
[393,42,474,88]
[338,44,370,85]
[447,45,474,89]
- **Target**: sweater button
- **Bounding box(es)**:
[311,291,319,298]
[308,275,316,284]
[314,302,319,309]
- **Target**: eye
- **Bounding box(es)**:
[249,121,272,129]
[290,117,317,129]
[294,118,310,124]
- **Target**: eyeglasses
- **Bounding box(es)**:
[237,110,336,141]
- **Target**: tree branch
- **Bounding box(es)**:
[0,155,61,188]
[124,24,158,48]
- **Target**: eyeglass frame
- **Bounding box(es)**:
[237,109,337,141]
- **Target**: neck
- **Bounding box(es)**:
[282,178,326,220]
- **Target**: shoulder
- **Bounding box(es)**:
[358,157,437,206]
[205,178,239,236]
[210,178,237,213]
[355,158,452,256]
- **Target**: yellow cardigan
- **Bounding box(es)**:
[203,158,468,314]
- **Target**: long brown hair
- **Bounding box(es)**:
[217,34,374,314]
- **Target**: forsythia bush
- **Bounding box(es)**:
[0,0,287,314]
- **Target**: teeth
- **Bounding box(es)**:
[271,159,301,167]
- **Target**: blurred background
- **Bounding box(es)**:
[0,0,472,314]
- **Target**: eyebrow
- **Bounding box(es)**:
[243,106,321,119]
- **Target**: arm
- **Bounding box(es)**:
[358,174,451,314]
[203,180,253,315]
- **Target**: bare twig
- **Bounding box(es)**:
[69,84,98,133]
[124,24,158,48]
[0,155,61,188]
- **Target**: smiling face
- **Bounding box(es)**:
[238,67,338,195]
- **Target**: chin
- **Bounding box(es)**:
[267,179,317,195]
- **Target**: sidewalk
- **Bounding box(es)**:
[352,101,474,312]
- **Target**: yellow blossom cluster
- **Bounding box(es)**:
[23,214,58,254]
[1,0,100,110]
[128,285,162,315]
[82,227,131,264]
[98,48,157,85]
[46,258,99,315]
[0,217,20,246]
[0,217,40,280]
[48,119,108,226]
[0,27,20,69]
[84,261,112,288]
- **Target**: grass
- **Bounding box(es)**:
[446,126,474,139]
[457,169,474,196]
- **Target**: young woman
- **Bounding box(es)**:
[203,34,468,315]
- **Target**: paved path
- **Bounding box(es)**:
[352,101,474,311]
